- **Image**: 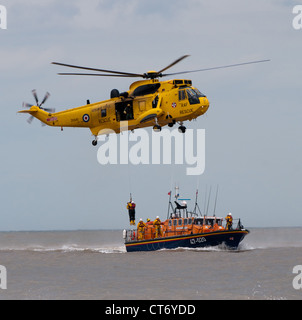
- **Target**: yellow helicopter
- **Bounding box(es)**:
[18,55,269,146]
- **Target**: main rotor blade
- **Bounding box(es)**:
[57,73,140,77]
[158,55,190,74]
[162,59,270,77]
[52,62,144,78]
[32,89,39,105]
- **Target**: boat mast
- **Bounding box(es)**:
[193,189,202,217]
[213,185,219,217]
[167,191,174,219]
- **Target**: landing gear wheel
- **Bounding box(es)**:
[178,125,186,133]
[153,124,162,132]
[92,139,98,146]
[168,120,176,128]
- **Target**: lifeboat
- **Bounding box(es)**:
[123,189,249,252]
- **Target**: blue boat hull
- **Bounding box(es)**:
[125,230,249,252]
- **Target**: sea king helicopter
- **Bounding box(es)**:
[18,55,269,146]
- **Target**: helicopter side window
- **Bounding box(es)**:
[186,89,200,105]
[101,109,107,117]
[115,101,134,121]
[152,95,159,108]
[178,90,187,101]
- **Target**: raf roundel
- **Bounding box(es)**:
[82,114,90,122]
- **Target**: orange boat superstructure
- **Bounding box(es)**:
[132,216,226,241]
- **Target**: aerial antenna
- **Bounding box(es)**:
[203,185,207,214]
[206,186,212,215]
[167,191,174,219]
[213,185,219,216]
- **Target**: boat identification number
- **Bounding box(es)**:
[190,237,206,244]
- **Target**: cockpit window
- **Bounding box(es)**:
[186,88,200,105]
[193,88,206,97]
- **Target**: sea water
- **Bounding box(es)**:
[0,228,301,300]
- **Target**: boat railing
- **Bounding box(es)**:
[123,229,138,242]
[226,218,245,231]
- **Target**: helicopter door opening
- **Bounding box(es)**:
[115,101,134,122]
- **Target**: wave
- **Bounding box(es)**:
[0,244,126,254]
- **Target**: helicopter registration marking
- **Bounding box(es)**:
[180,108,193,115]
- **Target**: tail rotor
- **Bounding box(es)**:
[22,90,55,124]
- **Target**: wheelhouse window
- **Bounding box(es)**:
[178,219,182,226]
[173,220,177,226]
[216,219,222,226]
[184,218,188,225]
[194,218,204,225]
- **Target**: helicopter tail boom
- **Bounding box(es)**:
[18,106,53,126]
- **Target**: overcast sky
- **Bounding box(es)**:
[1,0,301,231]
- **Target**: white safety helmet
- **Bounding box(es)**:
[156,216,159,219]
[140,218,143,221]
[228,213,232,216]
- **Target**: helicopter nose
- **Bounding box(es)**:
[201,97,210,108]
[198,97,209,115]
